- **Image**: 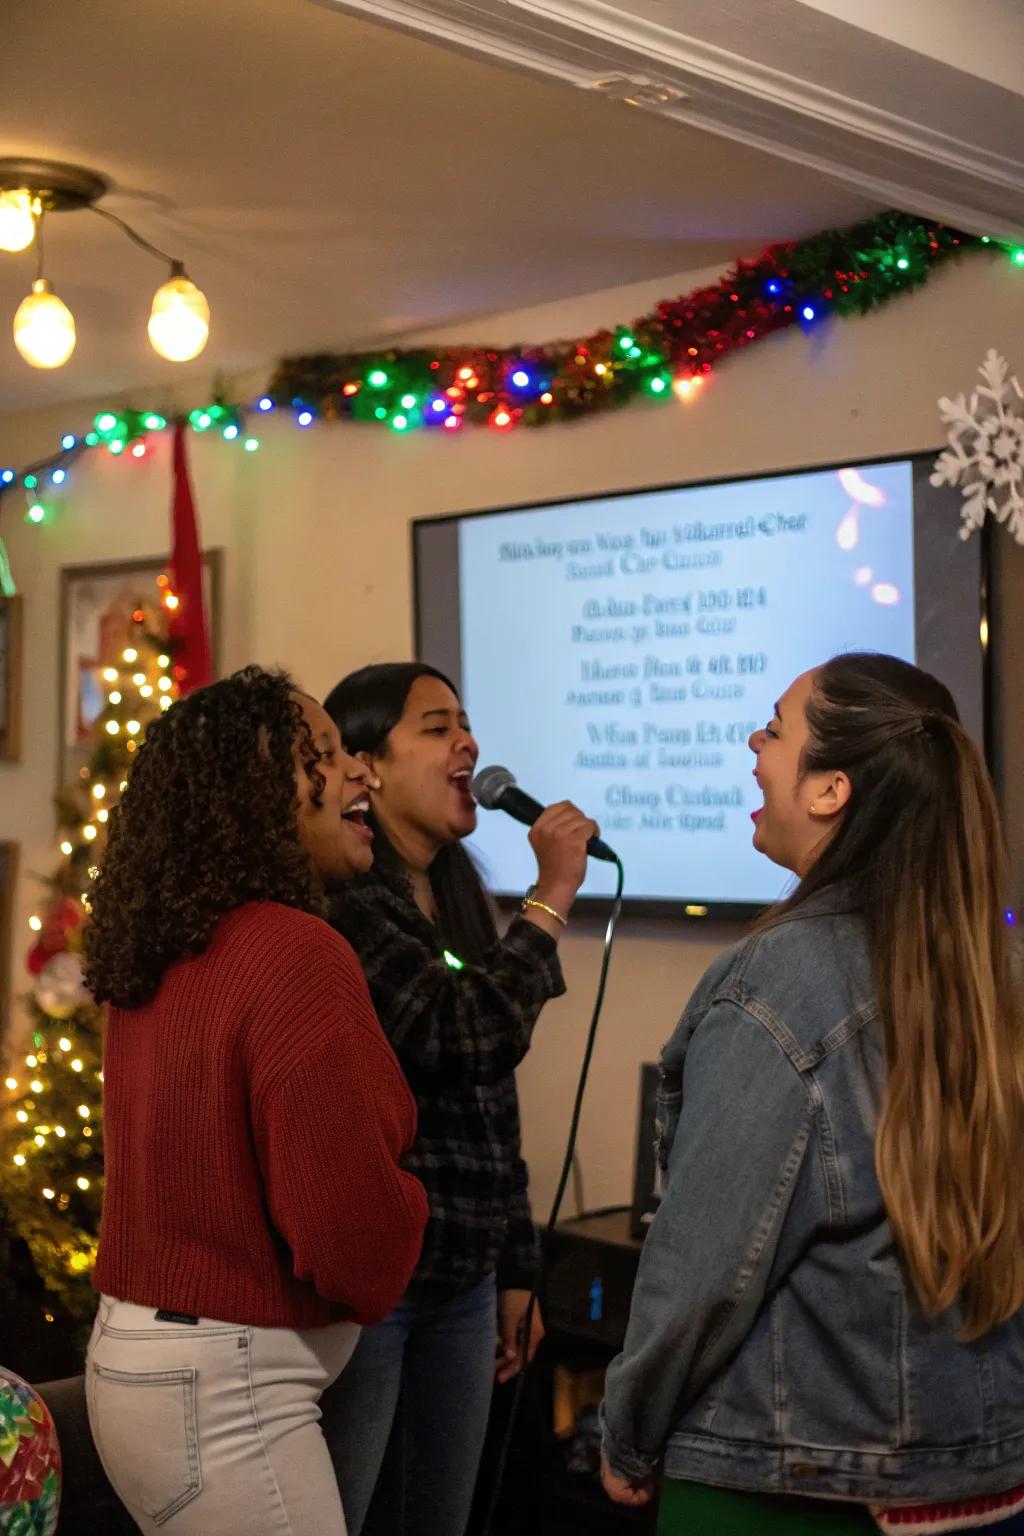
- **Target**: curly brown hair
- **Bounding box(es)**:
[85,666,326,1008]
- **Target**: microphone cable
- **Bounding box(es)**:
[479,853,625,1536]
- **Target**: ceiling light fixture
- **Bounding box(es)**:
[0,189,38,253]
[0,157,210,369]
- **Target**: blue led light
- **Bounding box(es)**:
[511,369,530,388]
[61,434,76,450]
[51,468,67,486]
[1,470,14,485]
[766,280,781,296]
[297,411,314,427]
[430,398,447,414]
[802,305,816,322]
[258,397,274,412]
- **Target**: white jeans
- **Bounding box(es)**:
[86,1297,359,1535]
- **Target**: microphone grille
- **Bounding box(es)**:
[471,764,517,809]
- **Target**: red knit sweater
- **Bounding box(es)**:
[93,902,428,1329]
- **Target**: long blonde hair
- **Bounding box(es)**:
[776,653,1024,1338]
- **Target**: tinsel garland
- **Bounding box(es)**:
[0,209,1007,527]
[266,212,989,433]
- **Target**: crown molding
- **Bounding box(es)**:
[313,0,1024,240]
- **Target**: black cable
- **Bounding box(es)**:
[88,204,179,270]
[480,855,625,1536]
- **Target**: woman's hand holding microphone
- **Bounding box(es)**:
[521,801,601,939]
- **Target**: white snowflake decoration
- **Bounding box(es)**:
[931,349,1024,543]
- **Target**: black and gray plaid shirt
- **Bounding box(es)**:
[328,869,565,1293]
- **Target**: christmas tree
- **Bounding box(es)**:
[0,586,179,1329]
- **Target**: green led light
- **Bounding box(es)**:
[27,503,45,524]
[85,431,99,447]
[400,394,417,410]
[244,437,259,452]
[648,377,669,395]
[109,439,125,456]
[23,474,37,490]
[143,413,166,431]
[392,414,409,432]
[374,406,387,420]
[1013,248,1024,268]
[443,949,464,971]
[368,369,389,388]
[96,413,117,432]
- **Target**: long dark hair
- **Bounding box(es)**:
[775,652,1024,1337]
[85,667,326,1008]
[324,662,497,963]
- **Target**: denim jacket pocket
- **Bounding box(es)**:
[89,1363,202,1525]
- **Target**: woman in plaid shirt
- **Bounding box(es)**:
[319,662,596,1536]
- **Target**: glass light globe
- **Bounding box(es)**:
[148,268,210,362]
[0,189,36,253]
[13,279,76,368]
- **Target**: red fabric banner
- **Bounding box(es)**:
[169,420,212,694]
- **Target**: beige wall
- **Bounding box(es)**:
[1,253,1022,1215]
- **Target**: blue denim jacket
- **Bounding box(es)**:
[602,895,1024,1505]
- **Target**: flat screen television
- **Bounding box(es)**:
[413,454,985,919]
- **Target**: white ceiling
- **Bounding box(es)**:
[0,0,888,412]
[323,0,1024,238]
[9,0,1019,416]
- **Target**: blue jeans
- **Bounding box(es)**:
[320,1273,497,1536]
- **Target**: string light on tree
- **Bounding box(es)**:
[0,581,179,1326]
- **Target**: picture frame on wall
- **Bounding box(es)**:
[0,595,23,762]
[57,552,222,791]
[0,842,17,1034]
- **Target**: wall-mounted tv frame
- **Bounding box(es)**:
[413,452,989,923]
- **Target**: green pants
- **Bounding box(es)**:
[658,1478,875,1534]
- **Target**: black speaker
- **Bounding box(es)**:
[630,1062,661,1240]
[543,1210,643,1348]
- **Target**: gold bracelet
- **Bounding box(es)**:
[522,897,568,928]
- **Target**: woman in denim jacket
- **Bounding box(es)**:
[602,653,1024,1535]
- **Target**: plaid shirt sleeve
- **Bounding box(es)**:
[332,889,566,1088]
[496,1154,540,1291]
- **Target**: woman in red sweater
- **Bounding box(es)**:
[83,666,428,1536]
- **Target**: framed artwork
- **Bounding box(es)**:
[0,842,17,1034]
[0,596,23,762]
[57,551,222,790]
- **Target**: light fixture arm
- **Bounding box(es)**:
[88,204,184,274]
[0,157,209,368]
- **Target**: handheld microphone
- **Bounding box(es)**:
[472,765,619,864]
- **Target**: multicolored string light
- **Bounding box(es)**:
[0,212,1018,522]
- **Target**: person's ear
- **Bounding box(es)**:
[808,771,850,820]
